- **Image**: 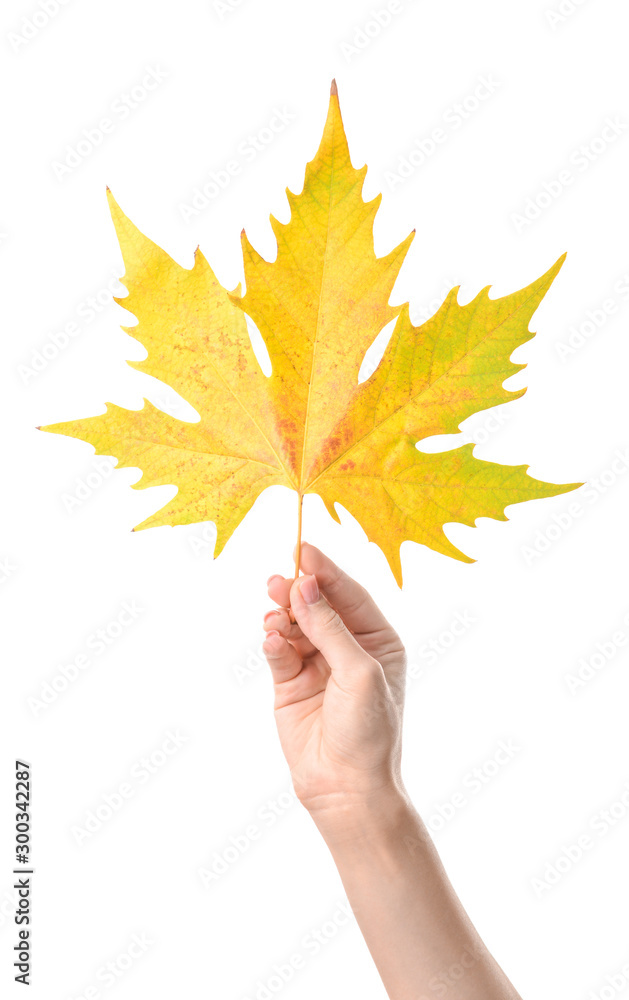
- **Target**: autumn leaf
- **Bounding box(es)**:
[41,81,581,586]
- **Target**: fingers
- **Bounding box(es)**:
[297,543,392,638]
[289,573,379,680]
[263,608,317,658]
[267,544,389,637]
[261,630,302,685]
[267,574,293,609]
[262,629,329,708]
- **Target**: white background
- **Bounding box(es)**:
[1,0,629,997]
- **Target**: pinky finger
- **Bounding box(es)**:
[262,630,303,685]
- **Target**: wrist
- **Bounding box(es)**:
[306,783,418,852]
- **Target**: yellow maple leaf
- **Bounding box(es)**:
[41,81,581,585]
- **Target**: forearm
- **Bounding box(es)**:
[310,787,522,1000]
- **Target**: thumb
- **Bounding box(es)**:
[290,574,376,677]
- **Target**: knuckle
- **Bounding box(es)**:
[350,655,385,692]
[365,654,385,678]
[317,603,345,635]
[324,564,347,595]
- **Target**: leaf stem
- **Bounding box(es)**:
[294,492,304,581]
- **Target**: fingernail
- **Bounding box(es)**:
[263,610,282,625]
[263,630,283,650]
[267,574,283,586]
[298,574,319,605]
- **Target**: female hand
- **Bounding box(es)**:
[262,543,408,821]
[262,544,523,1000]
